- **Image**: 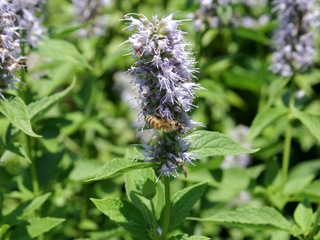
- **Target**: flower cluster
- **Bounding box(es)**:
[192,0,268,31]
[12,0,47,47]
[143,136,195,178]
[72,0,112,37]
[270,0,320,77]
[0,0,25,98]
[192,0,228,30]
[124,13,202,177]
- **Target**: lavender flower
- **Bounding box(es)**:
[192,0,226,31]
[72,0,112,37]
[0,0,25,98]
[192,0,268,31]
[270,0,320,77]
[235,14,269,29]
[123,13,202,177]
[12,0,47,47]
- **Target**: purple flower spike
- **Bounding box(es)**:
[12,0,47,47]
[123,13,203,177]
[270,0,320,77]
[124,13,202,133]
[0,1,24,99]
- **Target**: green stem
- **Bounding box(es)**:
[150,199,158,239]
[162,0,168,9]
[281,117,292,190]
[281,79,295,191]
[161,176,170,240]
[19,44,39,195]
[26,135,39,196]
[26,137,41,240]
[30,162,39,196]
[307,203,320,240]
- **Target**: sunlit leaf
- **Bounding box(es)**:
[0,224,11,239]
[85,158,151,182]
[27,79,76,122]
[188,130,258,158]
[69,159,104,181]
[190,206,292,231]
[167,182,208,230]
[38,39,91,69]
[5,142,31,163]
[91,198,149,239]
[283,175,315,195]
[265,77,290,109]
[248,107,288,140]
[300,180,320,199]
[0,94,41,137]
[21,193,52,219]
[125,168,163,222]
[235,26,269,43]
[293,108,320,144]
[293,199,313,232]
[27,217,65,238]
[169,234,210,240]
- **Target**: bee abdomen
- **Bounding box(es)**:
[145,115,181,132]
[145,115,162,130]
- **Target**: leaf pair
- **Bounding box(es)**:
[91,168,208,239]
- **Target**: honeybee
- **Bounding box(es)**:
[7,58,28,72]
[145,115,181,132]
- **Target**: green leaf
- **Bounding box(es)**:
[283,175,315,195]
[69,159,104,181]
[291,224,305,237]
[91,198,149,239]
[235,26,269,43]
[223,66,264,93]
[294,199,313,232]
[27,79,76,122]
[38,39,91,69]
[35,63,74,97]
[188,236,211,240]
[265,77,290,109]
[248,107,288,140]
[220,168,251,190]
[5,142,31,163]
[168,234,210,240]
[191,206,292,231]
[125,168,158,200]
[86,158,151,182]
[0,224,11,239]
[293,108,320,144]
[21,192,52,220]
[27,217,65,238]
[207,168,251,203]
[124,168,157,223]
[188,130,258,158]
[300,180,320,199]
[0,94,41,137]
[289,159,320,179]
[168,181,208,230]
[88,227,128,239]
